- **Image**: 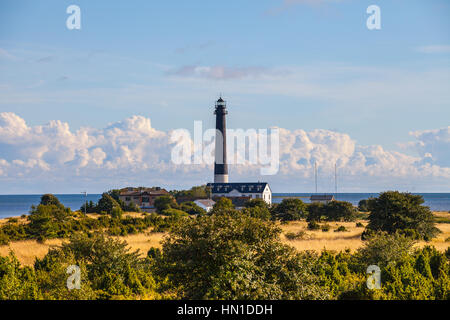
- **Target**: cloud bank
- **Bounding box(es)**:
[0,112,448,193]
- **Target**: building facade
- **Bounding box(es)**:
[207,182,272,206]
[310,194,335,204]
[119,187,169,212]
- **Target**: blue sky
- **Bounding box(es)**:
[0,0,449,193]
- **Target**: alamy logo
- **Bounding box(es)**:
[366,5,381,30]
[366,265,381,289]
[66,265,81,290]
[66,5,81,30]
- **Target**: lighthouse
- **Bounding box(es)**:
[214,97,229,183]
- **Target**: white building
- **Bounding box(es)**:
[207,182,272,206]
[310,194,335,204]
[194,199,216,213]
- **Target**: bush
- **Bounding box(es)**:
[356,231,416,268]
[365,191,439,241]
[273,198,308,221]
[321,224,331,232]
[154,210,329,299]
[307,221,321,230]
[40,194,64,208]
[154,195,178,213]
[180,201,206,215]
[358,199,370,212]
[323,201,357,222]
[96,193,123,218]
[334,226,347,232]
[242,206,271,221]
[307,202,325,222]
[285,230,307,240]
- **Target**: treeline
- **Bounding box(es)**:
[1,210,449,300]
[0,194,181,245]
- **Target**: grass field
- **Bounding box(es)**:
[1,212,449,266]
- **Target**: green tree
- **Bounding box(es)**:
[356,232,416,269]
[242,206,271,221]
[273,198,307,221]
[96,193,123,218]
[180,201,206,215]
[155,211,329,299]
[40,194,64,208]
[154,195,178,213]
[307,202,325,222]
[245,198,269,210]
[365,191,439,240]
[210,197,234,214]
[323,201,357,222]
[0,252,41,300]
[358,199,370,212]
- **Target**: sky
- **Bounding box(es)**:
[0,0,449,193]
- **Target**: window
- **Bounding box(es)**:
[142,197,149,202]
[125,197,131,201]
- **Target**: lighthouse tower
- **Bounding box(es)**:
[214,97,229,183]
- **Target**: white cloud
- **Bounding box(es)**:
[0,113,449,192]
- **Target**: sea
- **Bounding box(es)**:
[0,193,449,219]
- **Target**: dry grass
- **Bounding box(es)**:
[0,230,166,266]
[279,220,365,252]
[1,212,449,266]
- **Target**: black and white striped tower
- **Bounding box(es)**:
[214,97,229,183]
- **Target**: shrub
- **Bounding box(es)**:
[180,201,206,215]
[307,221,321,230]
[285,230,307,240]
[334,226,347,232]
[154,195,179,213]
[242,206,271,221]
[323,201,357,222]
[273,198,308,221]
[358,199,370,212]
[307,202,325,222]
[155,210,329,299]
[96,193,123,218]
[365,191,439,241]
[356,231,416,268]
[321,224,331,232]
[40,194,64,208]
[356,222,364,227]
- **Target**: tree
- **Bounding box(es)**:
[323,201,357,222]
[27,204,72,240]
[365,191,439,240]
[96,193,123,218]
[245,198,269,210]
[180,201,206,215]
[40,194,63,208]
[356,232,416,268]
[358,199,370,212]
[272,198,307,221]
[210,197,234,214]
[154,195,178,213]
[307,202,325,222]
[242,206,271,221]
[154,211,329,299]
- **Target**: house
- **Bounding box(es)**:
[206,182,272,206]
[194,199,216,213]
[119,187,169,212]
[310,194,335,204]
